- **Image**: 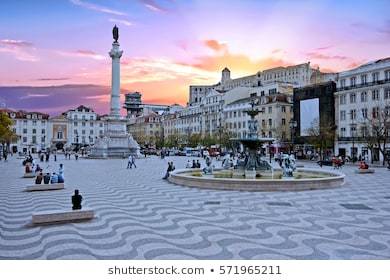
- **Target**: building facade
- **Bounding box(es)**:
[334,58,390,162]
[64,105,105,149]
[6,59,390,156]
[188,62,322,107]
[0,109,50,153]
[127,112,163,147]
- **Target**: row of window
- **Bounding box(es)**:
[263,68,302,80]
[73,122,103,127]
[20,120,46,125]
[72,115,95,120]
[22,128,45,134]
[224,106,290,118]
[226,118,287,129]
[340,70,390,88]
[340,106,390,121]
[339,88,390,104]
[72,129,104,135]
[339,126,390,138]
[22,136,45,144]
[73,136,95,144]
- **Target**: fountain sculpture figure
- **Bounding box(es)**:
[231,98,274,178]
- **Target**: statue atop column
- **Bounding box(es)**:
[113,25,119,43]
[89,25,140,158]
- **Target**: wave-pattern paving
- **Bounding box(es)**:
[0,156,389,259]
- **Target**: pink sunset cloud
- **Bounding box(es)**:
[0,39,38,62]
[0,0,389,116]
[55,49,106,60]
[139,0,167,13]
[69,0,127,16]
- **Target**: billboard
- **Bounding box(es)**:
[300,98,319,136]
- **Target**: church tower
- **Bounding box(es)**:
[221,67,231,83]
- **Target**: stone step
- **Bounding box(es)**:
[22,173,36,178]
[32,208,94,224]
[25,183,64,192]
[355,169,375,174]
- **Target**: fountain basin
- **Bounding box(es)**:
[168,168,345,192]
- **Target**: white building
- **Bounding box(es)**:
[128,112,163,146]
[334,57,390,163]
[64,105,105,148]
[0,109,50,154]
[224,93,293,140]
[188,62,322,107]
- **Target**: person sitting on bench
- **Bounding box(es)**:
[25,164,31,173]
[35,164,42,173]
[50,172,58,184]
[72,189,83,210]
[359,161,369,169]
[43,173,51,184]
[58,164,64,183]
[35,172,43,184]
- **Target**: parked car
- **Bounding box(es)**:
[209,145,221,157]
[191,150,201,157]
[167,149,177,156]
[317,159,333,166]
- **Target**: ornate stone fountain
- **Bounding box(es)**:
[167,98,345,191]
[231,98,274,178]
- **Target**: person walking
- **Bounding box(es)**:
[163,162,174,179]
[127,155,132,169]
[127,154,137,169]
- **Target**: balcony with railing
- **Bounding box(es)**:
[337,79,390,91]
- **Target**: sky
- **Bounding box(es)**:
[0,0,389,115]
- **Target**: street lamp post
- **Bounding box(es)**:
[349,111,356,163]
[289,119,297,156]
[42,135,46,151]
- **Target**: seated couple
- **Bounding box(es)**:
[35,171,64,184]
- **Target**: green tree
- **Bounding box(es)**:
[219,130,235,149]
[361,103,390,165]
[305,117,335,160]
[201,134,218,147]
[188,133,202,147]
[0,112,17,148]
[155,134,165,149]
[165,133,180,148]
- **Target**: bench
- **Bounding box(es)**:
[22,173,36,178]
[32,208,94,224]
[25,183,64,192]
[355,169,375,174]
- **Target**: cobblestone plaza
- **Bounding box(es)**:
[0,156,389,259]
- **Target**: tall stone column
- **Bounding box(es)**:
[109,42,123,119]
